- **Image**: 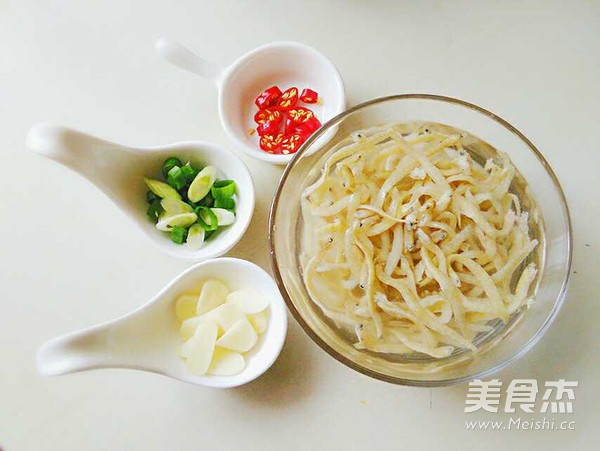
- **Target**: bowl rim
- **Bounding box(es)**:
[268,93,573,386]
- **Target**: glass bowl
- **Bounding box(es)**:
[268,94,572,386]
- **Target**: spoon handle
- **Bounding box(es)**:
[37,303,173,376]
[155,37,222,85]
[26,124,143,211]
[37,324,118,376]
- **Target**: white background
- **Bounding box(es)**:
[1,1,598,450]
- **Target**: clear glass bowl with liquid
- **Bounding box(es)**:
[269,95,572,386]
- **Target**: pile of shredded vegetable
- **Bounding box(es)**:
[300,122,540,359]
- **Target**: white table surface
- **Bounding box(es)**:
[1,1,598,450]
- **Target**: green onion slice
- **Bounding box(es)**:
[197,192,214,208]
[195,206,219,231]
[211,208,235,226]
[211,179,236,200]
[160,198,193,216]
[144,178,181,200]
[167,166,187,190]
[180,164,198,183]
[214,197,235,211]
[186,223,205,249]
[188,165,217,202]
[146,190,159,203]
[162,157,183,179]
[156,212,197,231]
[146,199,163,221]
[170,226,187,244]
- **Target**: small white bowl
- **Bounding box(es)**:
[37,258,288,388]
[156,38,346,165]
[26,124,255,261]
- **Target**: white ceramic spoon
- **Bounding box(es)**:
[37,258,288,388]
[156,37,346,165]
[26,124,255,261]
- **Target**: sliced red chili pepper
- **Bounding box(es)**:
[277,87,299,110]
[254,108,282,125]
[259,132,284,153]
[284,107,314,133]
[255,86,282,109]
[304,115,321,132]
[280,133,306,155]
[293,114,321,140]
[284,117,297,135]
[256,120,280,136]
[287,107,313,124]
[299,88,319,104]
[295,123,314,139]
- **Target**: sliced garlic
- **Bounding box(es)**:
[180,316,201,340]
[208,348,245,376]
[216,317,258,352]
[248,309,270,334]
[196,279,229,315]
[199,303,244,331]
[226,288,269,314]
[175,294,198,322]
[179,336,195,358]
[175,278,272,378]
[185,321,218,376]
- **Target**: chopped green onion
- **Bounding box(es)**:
[167,166,187,190]
[146,199,163,221]
[188,165,217,202]
[197,192,214,208]
[186,223,205,249]
[156,212,198,231]
[177,186,191,203]
[195,206,219,231]
[161,198,193,216]
[144,178,181,200]
[214,197,235,210]
[170,226,187,244]
[211,208,235,226]
[211,179,236,200]
[180,164,198,183]
[146,158,237,242]
[162,157,183,179]
[146,190,159,203]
